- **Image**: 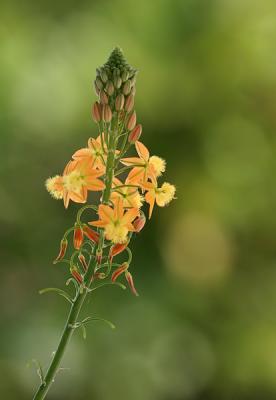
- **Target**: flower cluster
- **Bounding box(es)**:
[45,47,175,296]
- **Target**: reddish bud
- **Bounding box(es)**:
[111,262,129,282]
[105,81,115,96]
[115,94,125,111]
[53,238,68,264]
[133,213,146,232]
[109,242,128,263]
[78,254,88,272]
[71,268,83,284]
[124,94,134,113]
[83,225,99,243]
[123,80,131,95]
[73,225,83,250]
[126,111,136,131]
[125,271,139,296]
[128,124,142,143]
[102,104,112,123]
[92,101,102,123]
[99,90,109,105]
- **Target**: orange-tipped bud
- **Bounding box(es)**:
[128,124,142,143]
[53,238,68,264]
[102,104,112,123]
[109,242,128,262]
[125,271,139,296]
[78,254,88,272]
[83,225,99,243]
[123,80,131,95]
[111,262,129,282]
[71,268,83,284]
[133,213,146,232]
[115,94,125,111]
[99,90,109,105]
[124,94,134,113]
[92,101,102,123]
[105,81,115,96]
[73,225,83,250]
[126,111,136,131]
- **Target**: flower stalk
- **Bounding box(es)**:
[34,47,175,399]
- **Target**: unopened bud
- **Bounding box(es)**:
[133,212,146,232]
[128,124,142,143]
[121,70,129,82]
[114,76,122,89]
[83,225,99,243]
[92,101,102,123]
[105,81,114,96]
[53,238,68,264]
[126,111,136,131]
[109,242,129,263]
[131,86,136,96]
[100,69,109,83]
[95,76,103,90]
[71,267,83,284]
[111,262,129,282]
[115,94,125,111]
[78,254,88,272]
[124,94,134,113]
[99,90,109,105]
[102,104,112,123]
[125,271,139,296]
[73,225,83,250]
[123,80,131,95]
[93,80,100,95]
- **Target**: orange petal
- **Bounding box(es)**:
[86,178,105,191]
[145,191,155,219]
[135,141,149,161]
[89,220,107,227]
[122,207,139,225]
[98,204,114,222]
[72,148,91,160]
[120,157,144,166]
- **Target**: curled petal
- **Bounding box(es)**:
[125,271,139,296]
[111,262,129,282]
[53,238,68,264]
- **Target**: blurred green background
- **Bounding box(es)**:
[1,0,276,399]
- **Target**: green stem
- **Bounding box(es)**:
[33,115,118,400]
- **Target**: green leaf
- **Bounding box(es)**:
[39,288,73,304]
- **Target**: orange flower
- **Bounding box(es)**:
[120,141,166,184]
[111,177,143,209]
[62,159,105,208]
[72,134,107,170]
[143,181,176,218]
[89,199,139,243]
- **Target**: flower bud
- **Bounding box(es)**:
[96,249,102,264]
[131,86,136,96]
[126,111,136,131]
[100,69,109,83]
[133,212,146,232]
[128,124,142,143]
[102,104,112,123]
[124,94,134,113]
[115,94,125,111]
[99,90,109,105]
[53,238,68,264]
[95,76,103,90]
[71,267,83,284]
[130,76,136,87]
[105,81,114,96]
[78,253,88,272]
[114,76,122,89]
[93,272,106,280]
[92,101,102,123]
[109,242,128,263]
[83,225,99,243]
[111,262,129,282]
[121,70,129,82]
[73,225,83,250]
[123,80,131,95]
[125,271,139,296]
[93,80,100,95]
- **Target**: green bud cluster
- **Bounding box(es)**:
[94,47,137,115]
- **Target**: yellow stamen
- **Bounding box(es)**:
[156,182,176,206]
[149,156,166,176]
